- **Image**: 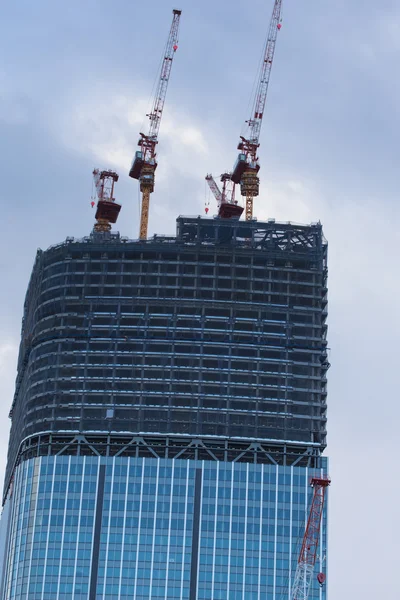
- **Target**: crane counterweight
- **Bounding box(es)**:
[92,169,121,233]
[236,0,283,220]
[129,9,181,239]
[206,0,283,221]
[205,173,244,219]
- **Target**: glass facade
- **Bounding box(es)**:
[1,216,329,599]
[2,456,328,600]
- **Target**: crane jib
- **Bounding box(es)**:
[143,10,181,147]
[129,9,181,177]
[245,0,282,150]
[129,9,182,241]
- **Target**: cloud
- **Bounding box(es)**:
[41,79,219,234]
[1,1,400,597]
[0,343,17,378]
[55,84,208,178]
[0,71,34,126]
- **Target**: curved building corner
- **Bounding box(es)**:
[1,216,329,600]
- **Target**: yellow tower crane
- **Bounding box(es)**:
[205,0,284,221]
[232,0,283,220]
[129,9,182,239]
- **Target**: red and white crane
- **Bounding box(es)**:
[205,174,223,206]
[231,0,283,221]
[91,169,121,232]
[205,173,243,218]
[291,475,330,600]
[129,9,181,240]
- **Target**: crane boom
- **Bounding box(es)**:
[148,10,181,141]
[231,0,283,221]
[205,173,244,219]
[291,476,330,600]
[205,174,223,204]
[246,0,282,148]
[129,9,181,239]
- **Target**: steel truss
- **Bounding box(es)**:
[4,432,323,503]
[176,217,327,258]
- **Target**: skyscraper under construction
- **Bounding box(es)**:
[0,215,328,600]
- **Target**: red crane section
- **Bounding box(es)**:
[231,0,283,220]
[92,169,121,233]
[291,475,330,600]
[129,9,181,240]
[205,174,223,205]
[146,11,181,143]
[241,0,283,155]
[205,173,243,219]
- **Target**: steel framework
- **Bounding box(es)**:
[5,217,328,507]
[291,476,330,600]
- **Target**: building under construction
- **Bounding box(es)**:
[0,216,329,600]
[0,1,330,598]
[6,217,328,477]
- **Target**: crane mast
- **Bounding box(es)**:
[291,476,330,600]
[231,0,283,220]
[129,9,181,240]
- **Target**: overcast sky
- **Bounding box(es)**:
[1,0,400,597]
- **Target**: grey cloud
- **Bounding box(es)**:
[1,1,400,598]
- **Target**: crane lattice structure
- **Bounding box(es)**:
[291,475,330,600]
[231,0,283,221]
[129,9,181,239]
[92,169,121,233]
[205,174,223,205]
[205,173,243,219]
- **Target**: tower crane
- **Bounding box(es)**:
[231,0,283,221]
[129,9,181,240]
[91,169,121,232]
[205,173,243,218]
[205,174,223,206]
[291,475,330,600]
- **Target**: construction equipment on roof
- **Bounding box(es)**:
[207,0,283,221]
[205,173,243,219]
[129,9,182,240]
[92,169,121,232]
[232,0,283,221]
[291,475,330,600]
